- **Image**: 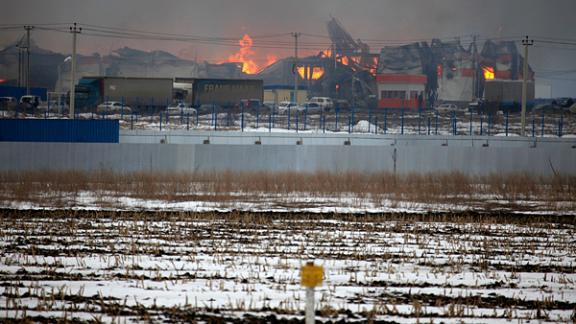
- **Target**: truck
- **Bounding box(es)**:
[174,78,263,110]
[74,77,174,113]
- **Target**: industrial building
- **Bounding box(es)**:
[376,43,427,109]
[373,38,535,110]
[0,18,538,112]
[256,19,535,111]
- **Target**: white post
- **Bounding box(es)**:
[69,23,81,119]
[301,262,323,324]
[305,287,315,324]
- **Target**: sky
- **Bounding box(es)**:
[1,0,575,96]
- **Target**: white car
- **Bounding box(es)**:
[277,101,298,114]
[19,95,42,108]
[166,102,196,115]
[308,97,333,111]
[435,103,458,112]
[97,101,132,114]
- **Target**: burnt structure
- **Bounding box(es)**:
[376,38,534,110]
[258,18,378,107]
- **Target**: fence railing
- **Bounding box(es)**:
[2,103,573,138]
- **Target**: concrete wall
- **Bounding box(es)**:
[1,131,575,176]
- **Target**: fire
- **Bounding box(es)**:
[483,66,495,80]
[266,54,278,67]
[320,48,332,58]
[225,34,278,74]
[297,66,325,80]
[227,34,259,74]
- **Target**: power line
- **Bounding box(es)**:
[4,22,576,47]
[81,23,293,40]
[534,39,576,46]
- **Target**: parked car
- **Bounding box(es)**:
[19,95,42,110]
[263,101,275,108]
[166,102,196,116]
[0,96,17,110]
[308,97,334,111]
[240,99,262,113]
[296,102,322,113]
[556,97,574,108]
[196,103,223,115]
[96,101,132,114]
[277,101,298,114]
[435,103,458,112]
[20,95,41,108]
[334,99,350,112]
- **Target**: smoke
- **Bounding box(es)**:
[1,0,575,95]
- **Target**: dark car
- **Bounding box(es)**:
[557,97,574,108]
[197,104,223,115]
[297,102,322,113]
[0,97,17,110]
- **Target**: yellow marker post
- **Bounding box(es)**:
[301,262,324,324]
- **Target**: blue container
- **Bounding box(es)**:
[0,119,119,143]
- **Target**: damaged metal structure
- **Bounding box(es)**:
[258,18,378,107]
[376,38,535,110]
[259,18,533,111]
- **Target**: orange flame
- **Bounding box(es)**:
[227,34,259,74]
[483,66,495,80]
[320,48,332,58]
[266,54,278,67]
[225,34,278,74]
[297,66,325,80]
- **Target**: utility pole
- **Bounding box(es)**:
[292,32,301,104]
[521,36,534,136]
[69,23,81,119]
[471,35,478,99]
[24,26,33,94]
[332,43,337,70]
[16,44,22,87]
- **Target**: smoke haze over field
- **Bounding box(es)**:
[1,0,575,95]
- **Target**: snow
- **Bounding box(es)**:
[3,189,574,216]
[1,213,575,322]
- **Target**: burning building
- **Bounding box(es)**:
[223,34,278,75]
[433,39,478,105]
[376,43,428,109]
[375,38,534,110]
[258,18,378,106]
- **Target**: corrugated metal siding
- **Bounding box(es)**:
[0,119,119,143]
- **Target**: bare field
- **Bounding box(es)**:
[0,210,575,323]
[0,171,575,214]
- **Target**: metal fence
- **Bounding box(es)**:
[0,119,119,143]
[2,101,574,137]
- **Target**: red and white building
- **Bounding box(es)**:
[376,44,426,110]
[376,74,426,109]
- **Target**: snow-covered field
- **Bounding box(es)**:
[1,210,575,323]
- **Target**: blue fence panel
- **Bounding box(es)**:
[0,86,48,101]
[0,119,119,143]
